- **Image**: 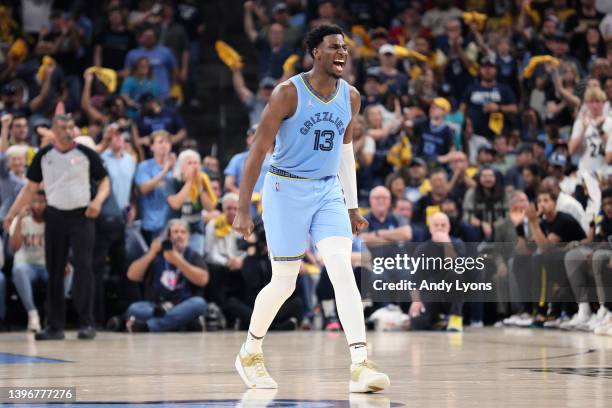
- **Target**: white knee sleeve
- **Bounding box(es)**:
[269,259,301,298]
[248,259,301,338]
[317,236,366,345]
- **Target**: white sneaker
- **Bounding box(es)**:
[559,312,591,330]
[27,310,41,332]
[591,310,612,333]
[235,344,278,389]
[349,360,390,393]
[514,313,534,327]
[594,319,612,335]
[469,321,484,328]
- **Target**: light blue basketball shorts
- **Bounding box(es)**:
[261,167,352,262]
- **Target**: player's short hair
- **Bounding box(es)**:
[602,188,612,201]
[305,24,343,58]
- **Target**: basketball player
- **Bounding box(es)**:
[232,24,390,393]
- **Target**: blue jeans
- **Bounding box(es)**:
[126,296,207,332]
[12,263,48,312]
[0,272,5,320]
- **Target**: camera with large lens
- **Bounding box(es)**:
[162,239,173,251]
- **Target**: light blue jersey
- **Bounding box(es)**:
[270,73,352,179]
[262,73,354,261]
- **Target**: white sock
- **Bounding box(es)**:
[245,259,301,354]
[316,237,367,364]
[578,302,591,316]
[349,343,368,365]
[244,332,264,355]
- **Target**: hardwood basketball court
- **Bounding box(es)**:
[1,328,611,407]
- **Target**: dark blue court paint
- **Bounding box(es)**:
[0,353,69,365]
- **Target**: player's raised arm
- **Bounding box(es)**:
[338,85,368,234]
[233,81,297,237]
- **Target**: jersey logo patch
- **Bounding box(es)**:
[307,99,314,108]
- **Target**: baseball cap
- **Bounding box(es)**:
[272,3,288,13]
[432,97,451,113]
[478,144,495,155]
[479,55,497,67]
[517,143,533,155]
[379,44,396,56]
[365,70,383,83]
[259,77,276,89]
[549,152,567,167]
[410,157,426,167]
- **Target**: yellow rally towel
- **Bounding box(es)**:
[387,135,412,169]
[8,38,27,62]
[522,55,560,79]
[357,46,376,59]
[214,213,232,238]
[463,11,487,31]
[215,41,243,70]
[343,34,356,48]
[425,205,441,225]
[283,54,300,76]
[394,46,428,62]
[36,56,55,83]
[85,66,118,93]
[489,112,504,136]
[351,25,370,47]
[170,82,183,105]
[192,171,218,208]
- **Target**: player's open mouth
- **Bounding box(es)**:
[333,59,345,71]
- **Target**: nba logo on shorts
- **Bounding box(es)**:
[275,181,280,191]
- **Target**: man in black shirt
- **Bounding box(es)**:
[527,188,586,325]
[93,6,137,72]
[563,188,612,331]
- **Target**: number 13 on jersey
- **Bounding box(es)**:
[313,130,335,151]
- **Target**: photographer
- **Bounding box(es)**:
[223,217,303,330]
[125,219,208,332]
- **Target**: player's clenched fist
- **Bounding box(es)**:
[349,209,368,234]
[233,209,254,238]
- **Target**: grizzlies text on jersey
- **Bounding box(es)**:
[270,73,352,179]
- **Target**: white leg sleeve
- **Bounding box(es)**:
[316,236,366,346]
[247,259,301,339]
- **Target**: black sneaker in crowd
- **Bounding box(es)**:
[106,316,126,332]
[77,326,97,340]
[35,328,65,341]
[126,316,150,333]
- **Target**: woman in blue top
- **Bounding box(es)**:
[121,57,161,119]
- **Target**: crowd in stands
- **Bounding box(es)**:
[0,0,611,337]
